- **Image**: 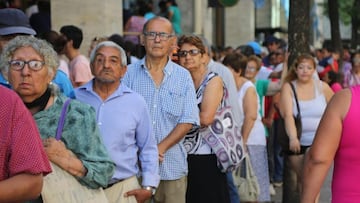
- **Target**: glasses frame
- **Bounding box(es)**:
[143,31,174,41]
[8,60,45,71]
[178,49,202,58]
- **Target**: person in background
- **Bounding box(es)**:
[87,36,108,58]
[262,35,280,67]
[123,1,147,45]
[1,36,115,201]
[165,0,182,35]
[301,85,360,203]
[224,53,271,201]
[39,30,75,98]
[178,34,229,203]
[75,41,159,203]
[279,54,333,202]
[0,8,37,88]
[322,70,343,93]
[60,25,93,87]
[343,52,360,88]
[29,0,51,37]
[0,85,51,202]
[122,17,199,203]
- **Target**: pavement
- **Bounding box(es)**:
[270,165,333,203]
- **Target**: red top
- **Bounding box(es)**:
[0,86,51,180]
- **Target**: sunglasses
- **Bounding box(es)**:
[178,49,202,58]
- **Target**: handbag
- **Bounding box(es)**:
[233,155,260,202]
[41,99,109,203]
[276,82,302,152]
[202,85,245,172]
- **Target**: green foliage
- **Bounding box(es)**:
[318,0,359,25]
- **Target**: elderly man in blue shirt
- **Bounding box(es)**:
[122,17,199,203]
[75,41,159,203]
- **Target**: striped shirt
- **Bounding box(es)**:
[123,58,199,180]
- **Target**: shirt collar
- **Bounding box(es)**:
[140,57,175,76]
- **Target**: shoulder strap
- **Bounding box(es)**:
[289,82,301,117]
[55,99,72,141]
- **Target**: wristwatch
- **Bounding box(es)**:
[142,186,156,195]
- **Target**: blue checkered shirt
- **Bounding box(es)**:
[123,58,199,180]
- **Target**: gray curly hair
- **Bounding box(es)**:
[0,35,59,78]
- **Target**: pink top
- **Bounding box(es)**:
[69,55,93,87]
[331,82,342,93]
[332,85,360,202]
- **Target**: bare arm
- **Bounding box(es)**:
[158,123,193,162]
[266,53,289,96]
[301,89,349,202]
[241,86,258,144]
[279,83,301,153]
[199,76,224,127]
[0,173,43,202]
[320,81,334,103]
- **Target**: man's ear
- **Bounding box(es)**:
[139,35,145,46]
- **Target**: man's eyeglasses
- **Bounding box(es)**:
[8,60,45,71]
[178,49,202,58]
[143,32,174,41]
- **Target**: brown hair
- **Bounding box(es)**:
[223,53,248,76]
[285,53,316,82]
[177,35,206,54]
[247,55,262,70]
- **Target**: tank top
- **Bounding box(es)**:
[237,81,266,146]
[292,80,327,146]
[332,85,360,202]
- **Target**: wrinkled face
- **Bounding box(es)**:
[91,46,126,84]
[295,59,316,82]
[140,18,175,59]
[245,60,259,80]
[8,46,53,103]
[178,43,204,72]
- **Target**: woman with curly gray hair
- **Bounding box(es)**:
[1,36,115,201]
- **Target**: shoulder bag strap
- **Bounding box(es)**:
[55,99,72,141]
[289,82,301,117]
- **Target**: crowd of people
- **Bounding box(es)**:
[1,1,360,203]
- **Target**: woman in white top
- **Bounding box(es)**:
[224,53,270,201]
[279,54,333,201]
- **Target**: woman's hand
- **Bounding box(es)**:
[43,137,69,162]
[289,137,301,153]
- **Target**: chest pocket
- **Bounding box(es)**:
[161,89,184,119]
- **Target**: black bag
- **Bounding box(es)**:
[276,82,302,151]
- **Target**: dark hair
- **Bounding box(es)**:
[108,33,125,48]
[223,53,248,77]
[60,25,83,49]
[39,30,67,54]
[327,70,343,86]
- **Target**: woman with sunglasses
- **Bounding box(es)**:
[178,35,229,203]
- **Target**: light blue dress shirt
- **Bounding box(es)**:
[123,58,199,180]
[75,81,160,187]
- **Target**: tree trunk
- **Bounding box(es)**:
[328,0,343,70]
[287,0,311,67]
[283,1,312,201]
